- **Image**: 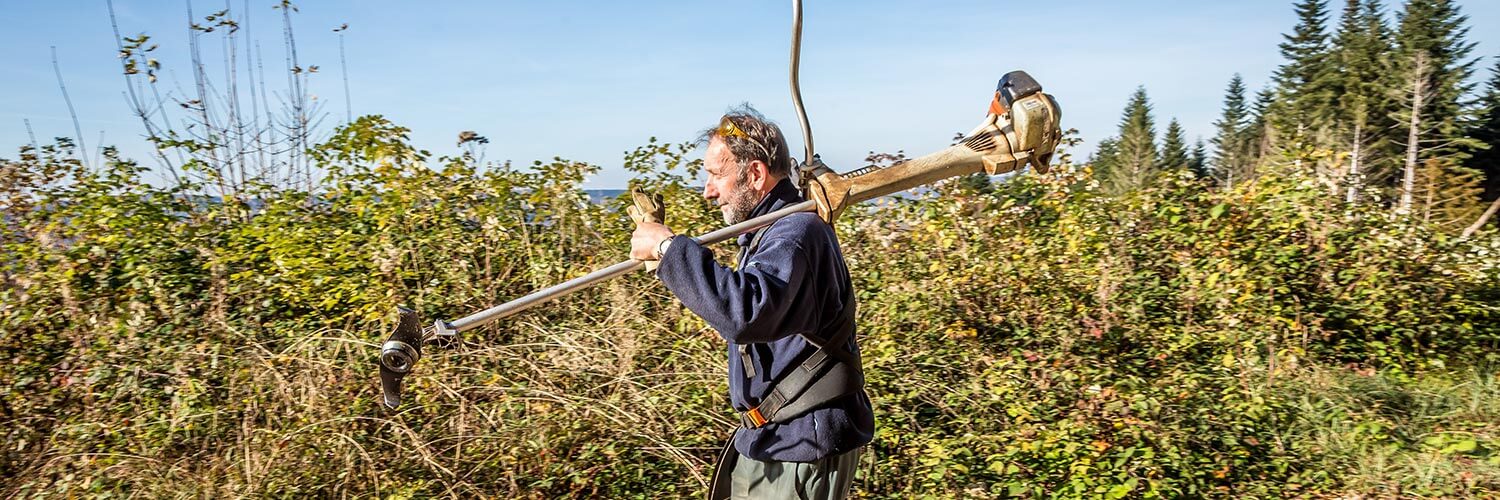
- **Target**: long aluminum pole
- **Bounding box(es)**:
[789,0,814,164]
[442,200,818,333]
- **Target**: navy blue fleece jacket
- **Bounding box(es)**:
[656,179,874,462]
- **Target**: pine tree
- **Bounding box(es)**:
[1211,75,1252,188]
[1089,136,1120,181]
[1395,0,1478,158]
[1271,0,1335,140]
[1159,119,1190,172]
[1412,158,1486,233]
[1392,0,1479,214]
[1470,59,1500,203]
[1330,0,1397,202]
[1245,88,1277,168]
[1398,52,1433,214]
[1102,87,1160,193]
[1189,139,1210,179]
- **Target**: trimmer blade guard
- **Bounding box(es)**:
[379,307,425,409]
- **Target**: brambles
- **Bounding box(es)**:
[1,117,1498,497]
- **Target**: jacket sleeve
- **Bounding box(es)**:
[655,234,813,344]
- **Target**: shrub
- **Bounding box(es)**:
[1,118,1496,497]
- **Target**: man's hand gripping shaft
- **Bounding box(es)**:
[627,189,672,271]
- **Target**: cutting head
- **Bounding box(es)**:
[379,307,425,409]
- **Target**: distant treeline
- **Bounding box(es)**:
[1090,0,1500,235]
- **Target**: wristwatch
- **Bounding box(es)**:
[654,236,674,259]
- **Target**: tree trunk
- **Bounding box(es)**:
[1347,121,1363,203]
[1422,161,1435,224]
[1399,54,1428,216]
[1461,196,1500,239]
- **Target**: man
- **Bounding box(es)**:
[630,106,874,498]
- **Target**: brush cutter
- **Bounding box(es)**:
[378,70,1062,409]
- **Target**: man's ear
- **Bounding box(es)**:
[748,160,773,191]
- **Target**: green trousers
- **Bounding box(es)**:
[729,448,860,499]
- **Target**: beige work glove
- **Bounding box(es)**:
[626,188,666,271]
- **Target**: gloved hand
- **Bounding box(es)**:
[626,188,667,271]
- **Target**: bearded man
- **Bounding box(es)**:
[630,106,873,499]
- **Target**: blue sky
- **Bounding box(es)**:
[3,1,1498,188]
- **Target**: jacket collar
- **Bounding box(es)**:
[736,177,802,247]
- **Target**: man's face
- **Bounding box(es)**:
[703,138,760,225]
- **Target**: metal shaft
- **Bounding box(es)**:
[789,0,813,164]
[444,200,818,333]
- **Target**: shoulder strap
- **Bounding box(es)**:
[735,225,773,270]
[734,225,774,378]
[731,217,865,429]
[741,348,864,428]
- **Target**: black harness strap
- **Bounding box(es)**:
[733,220,864,429]
[735,228,772,379]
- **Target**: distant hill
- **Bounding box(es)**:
[583,189,627,204]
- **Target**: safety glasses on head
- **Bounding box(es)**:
[717,115,774,164]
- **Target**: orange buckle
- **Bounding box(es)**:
[745,407,767,428]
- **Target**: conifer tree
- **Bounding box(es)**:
[1211,75,1252,188]
[1159,119,1190,172]
[1395,0,1478,158]
[1271,0,1335,139]
[1470,59,1500,202]
[1330,0,1396,202]
[1189,140,1210,179]
[1089,137,1120,181]
[1245,88,1277,167]
[1398,53,1434,214]
[1103,87,1160,193]
[1392,0,1479,214]
[1411,158,1486,233]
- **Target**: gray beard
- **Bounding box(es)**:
[722,185,761,225]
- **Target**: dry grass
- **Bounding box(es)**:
[5,277,740,498]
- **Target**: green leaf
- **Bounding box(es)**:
[1106,478,1138,499]
[1441,439,1477,454]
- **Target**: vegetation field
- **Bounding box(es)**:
[5,0,1500,497]
[2,121,1498,497]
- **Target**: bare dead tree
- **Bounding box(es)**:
[186,1,235,197]
[1346,119,1366,203]
[224,0,247,189]
[1398,53,1429,216]
[94,130,106,168]
[1462,196,1500,238]
[279,0,309,190]
[241,0,259,175]
[50,46,88,170]
[335,23,352,124]
[106,1,335,199]
[108,0,197,181]
[255,40,273,180]
[23,119,38,150]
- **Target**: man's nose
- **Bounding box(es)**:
[703,182,717,200]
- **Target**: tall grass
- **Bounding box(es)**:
[3,122,1498,497]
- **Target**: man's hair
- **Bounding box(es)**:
[699,104,793,181]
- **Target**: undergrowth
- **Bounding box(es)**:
[2,117,1498,498]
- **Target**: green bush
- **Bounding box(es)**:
[1,117,1497,497]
